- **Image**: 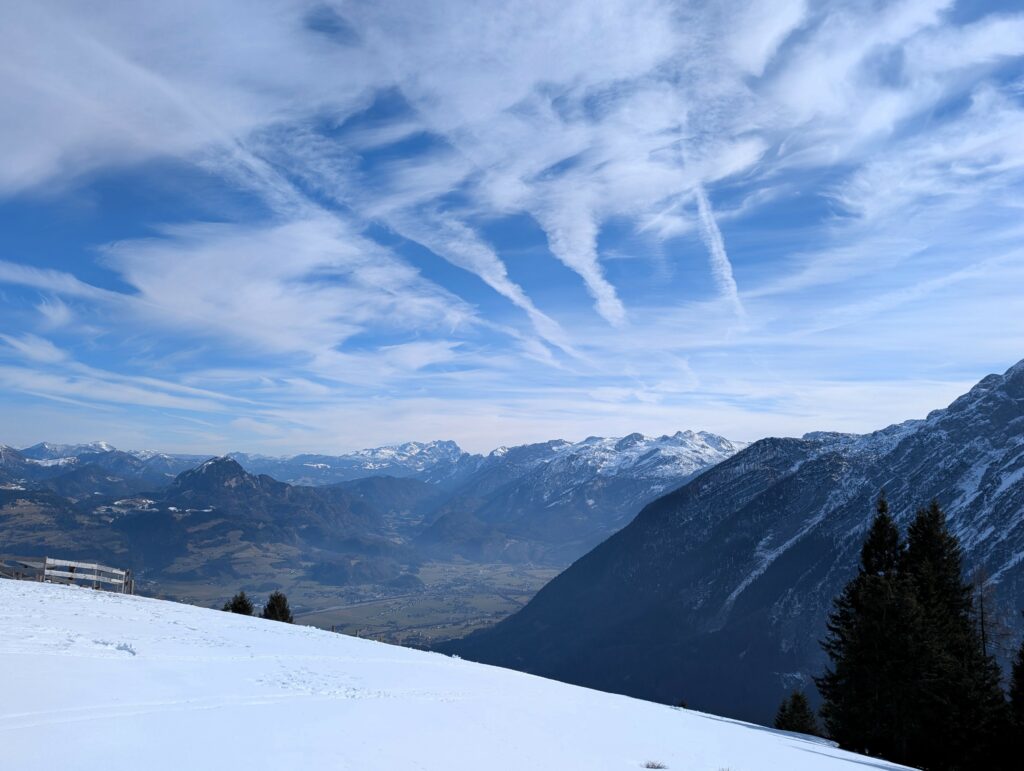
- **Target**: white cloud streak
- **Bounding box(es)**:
[693,184,744,318]
[0,0,1023,451]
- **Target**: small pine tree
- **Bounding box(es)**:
[222,590,254,615]
[260,590,293,623]
[774,694,790,728]
[774,691,819,736]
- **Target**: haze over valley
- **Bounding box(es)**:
[1,430,742,643]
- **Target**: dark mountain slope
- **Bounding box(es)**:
[0,488,130,563]
[37,463,157,500]
[1,457,415,584]
[444,360,1024,724]
[0,445,29,485]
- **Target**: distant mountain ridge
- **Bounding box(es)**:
[419,430,747,563]
[444,359,1024,724]
[1,442,207,493]
[0,429,744,587]
[6,440,477,488]
[229,440,480,486]
[20,441,117,460]
[0,455,432,588]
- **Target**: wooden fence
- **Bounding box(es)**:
[0,555,134,594]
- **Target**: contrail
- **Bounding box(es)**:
[694,183,745,318]
[395,214,581,357]
[535,204,627,328]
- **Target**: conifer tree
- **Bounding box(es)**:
[900,501,1007,770]
[260,590,293,623]
[774,691,819,736]
[816,494,920,764]
[819,496,1012,769]
[222,590,254,615]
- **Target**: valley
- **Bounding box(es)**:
[0,431,735,642]
[154,560,559,645]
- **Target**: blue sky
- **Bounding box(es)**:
[1,0,1023,454]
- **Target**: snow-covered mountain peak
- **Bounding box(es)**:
[20,440,116,460]
[614,432,647,450]
[479,430,746,491]
[127,448,167,461]
[350,439,466,464]
[551,430,746,476]
[197,456,234,472]
[172,456,253,490]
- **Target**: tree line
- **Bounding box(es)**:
[222,589,293,623]
[772,495,1023,769]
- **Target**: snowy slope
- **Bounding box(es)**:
[0,581,908,770]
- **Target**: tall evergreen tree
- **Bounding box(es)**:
[260,590,293,623]
[819,496,1012,769]
[816,494,920,764]
[900,501,1008,770]
[774,691,819,736]
[222,590,254,615]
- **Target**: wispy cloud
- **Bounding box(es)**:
[0,0,1022,452]
[386,213,579,354]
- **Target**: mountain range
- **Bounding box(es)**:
[418,431,743,563]
[227,440,479,486]
[0,430,743,594]
[14,361,1022,725]
[443,360,1024,724]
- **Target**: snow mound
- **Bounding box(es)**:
[0,581,910,770]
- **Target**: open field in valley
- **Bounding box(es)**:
[151,561,560,646]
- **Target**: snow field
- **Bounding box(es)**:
[0,580,910,770]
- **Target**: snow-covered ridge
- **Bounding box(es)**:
[25,456,79,467]
[11,433,745,489]
[489,430,746,482]
[0,580,909,771]
[20,440,114,460]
